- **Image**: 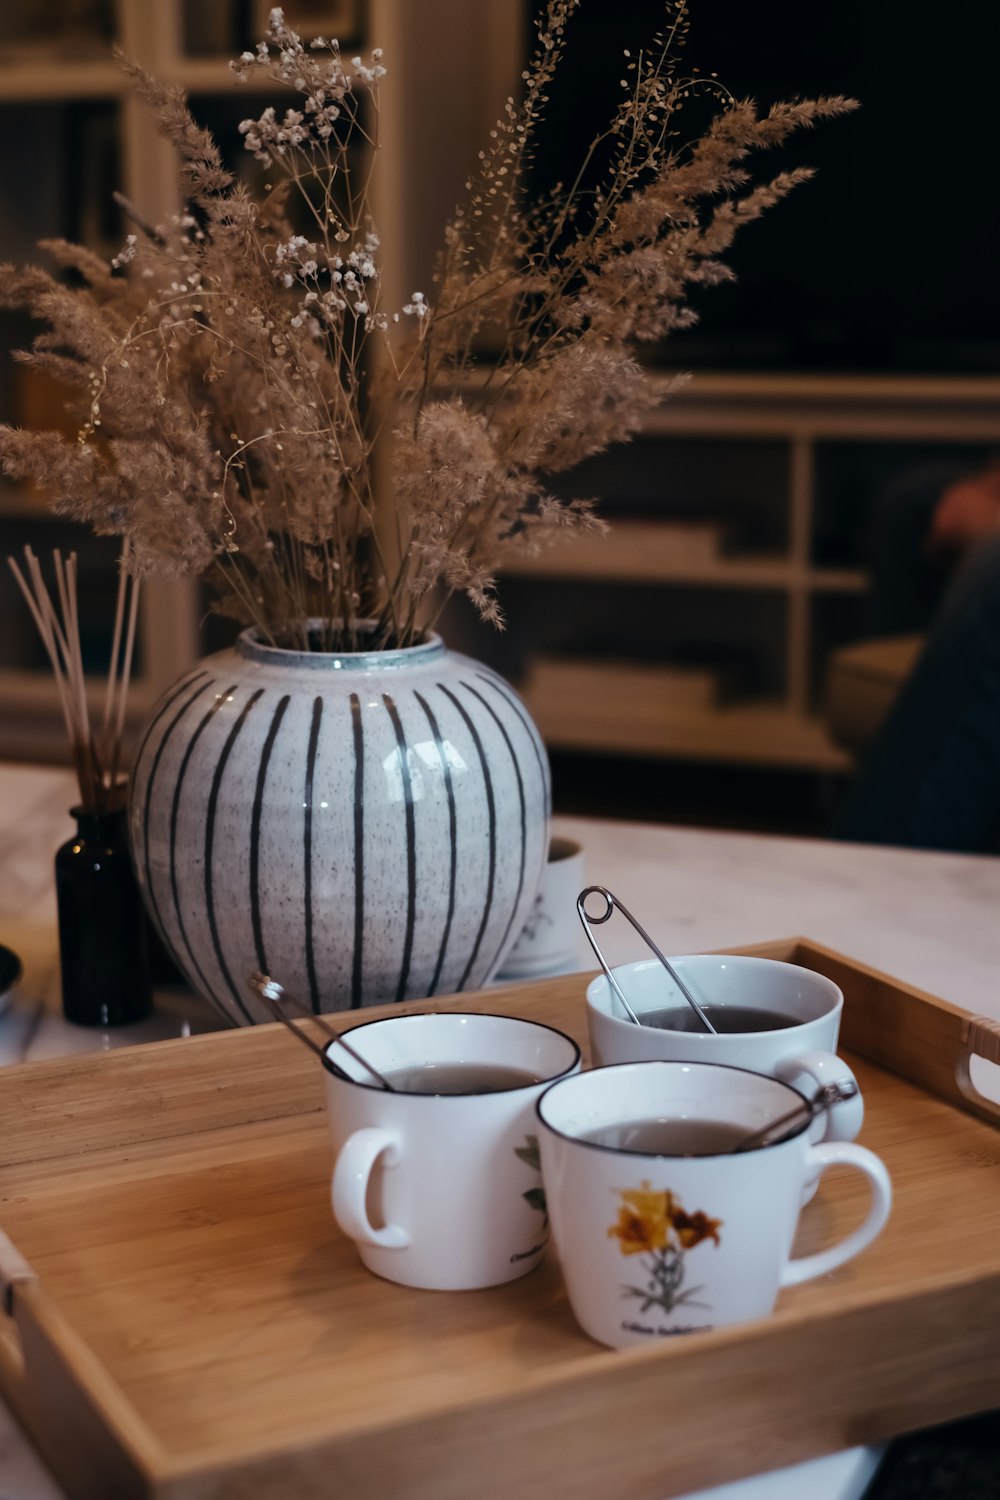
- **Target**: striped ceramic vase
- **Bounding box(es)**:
[128,630,550,1024]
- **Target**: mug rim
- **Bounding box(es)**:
[536,1058,813,1158]
[322,1009,582,1096]
[586,955,843,1035]
[548,835,583,863]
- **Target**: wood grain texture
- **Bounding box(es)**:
[0,977,590,1169]
[780,939,1000,1124]
[2,942,1000,1499]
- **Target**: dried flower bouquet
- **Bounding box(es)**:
[0,3,854,653]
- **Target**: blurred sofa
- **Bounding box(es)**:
[826,635,925,757]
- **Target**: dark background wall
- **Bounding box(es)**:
[532,0,1000,375]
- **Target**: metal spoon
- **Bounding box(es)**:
[730,1079,859,1154]
[247,972,396,1091]
[577,885,717,1034]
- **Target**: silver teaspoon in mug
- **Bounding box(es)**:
[731,1079,860,1154]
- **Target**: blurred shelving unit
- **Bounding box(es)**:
[0,2,218,759]
[500,372,1000,773]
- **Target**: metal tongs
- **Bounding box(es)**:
[576,885,717,1034]
[247,972,395,1090]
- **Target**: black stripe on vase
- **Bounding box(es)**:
[141,675,218,954]
[383,694,417,1003]
[249,694,291,975]
[413,690,457,997]
[437,684,496,992]
[134,668,212,774]
[460,681,526,976]
[203,688,265,1024]
[474,670,551,817]
[350,693,365,1008]
[303,696,325,1015]
[168,684,241,1021]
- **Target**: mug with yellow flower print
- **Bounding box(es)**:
[536,1060,891,1349]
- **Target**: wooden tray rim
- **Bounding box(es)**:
[1,934,995,1168]
[3,934,1000,1499]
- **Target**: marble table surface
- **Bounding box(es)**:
[4,762,1000,1500]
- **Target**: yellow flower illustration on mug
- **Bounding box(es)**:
[609,1180,722,1316]
[608,1184,676,1255]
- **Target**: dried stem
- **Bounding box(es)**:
[7,546,140,813]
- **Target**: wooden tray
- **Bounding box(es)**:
[4,937,1000,1500]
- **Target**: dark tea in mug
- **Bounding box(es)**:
[643,1004,795,1035]
[381,1062,542,1095]
[578,1117,747,1156]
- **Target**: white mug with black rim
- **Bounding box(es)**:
[586,954,864,1149]
[324,1010,581,1290]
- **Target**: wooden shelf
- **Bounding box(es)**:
[645,370,1000,405]
[0,59,276,104]
[809,568,870,594]
[0,490,54,521]
[0,671,159,763]
[0,58,123,101]
[522,656,851,772]
[501,522,868,592]
[641,372,1000,443]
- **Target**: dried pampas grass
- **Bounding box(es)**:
[0,2,856,651]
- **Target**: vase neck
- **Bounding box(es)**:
[235,625,445,672]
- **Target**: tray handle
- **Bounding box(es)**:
[0,1228,35,1385]
[956,1017,1000,1120]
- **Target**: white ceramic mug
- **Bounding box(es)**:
[497,837,585,980]
[324,1011,581,1290]
[586,955,864,1148]
[536,1060,892,1349]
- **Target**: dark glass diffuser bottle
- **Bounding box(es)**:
[55,805,152,1026]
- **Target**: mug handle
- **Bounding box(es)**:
[780,1142,892,1287]
[331,1127,410,1250]
[773,1049,864,1143]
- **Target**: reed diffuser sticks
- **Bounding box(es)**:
[7,545,140,813]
